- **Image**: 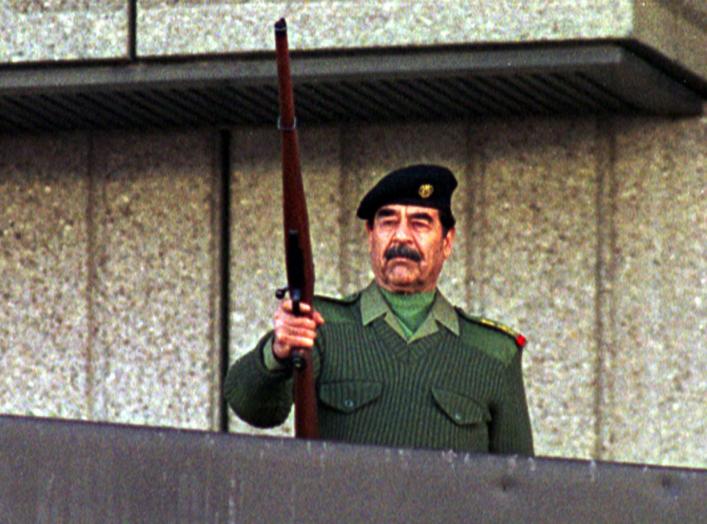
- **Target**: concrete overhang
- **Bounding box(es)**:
[0,0,704,131]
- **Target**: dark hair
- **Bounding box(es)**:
[439,208,456,233]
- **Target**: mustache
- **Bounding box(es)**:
[384,244,422,262]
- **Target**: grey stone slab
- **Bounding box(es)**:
[137,0,632,55]
[0,133,90,419]
[228,126,287,438]
[228,125,343,437]
[90,130,222,430]
[0,1,128,63]
[601,111,706,468]
[2,416,705,524]
[471,117,600,460]
[136,0,704,79]
[633,0,706,79]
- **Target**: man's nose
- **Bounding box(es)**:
[392,220,413,241]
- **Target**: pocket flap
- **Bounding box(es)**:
[431,387,490,426]
[319,381,383,413]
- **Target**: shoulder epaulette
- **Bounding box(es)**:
[313,293,360,323]
[314,292,360,305]
[456,308,527,350]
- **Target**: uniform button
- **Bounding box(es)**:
[344,399,354,409]
[454,413,462,421]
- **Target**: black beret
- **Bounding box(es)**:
[356,164,458,227]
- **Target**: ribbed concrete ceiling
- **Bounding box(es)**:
[0,44,703,132]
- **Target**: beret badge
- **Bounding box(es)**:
[418,184,434,199]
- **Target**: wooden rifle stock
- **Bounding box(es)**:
[274,18,319,439]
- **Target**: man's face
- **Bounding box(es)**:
[367,204,455,293]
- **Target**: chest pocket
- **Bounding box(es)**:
[432,387,490,426]
[319,381,383,413]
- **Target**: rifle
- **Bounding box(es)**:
[274,18,320,439]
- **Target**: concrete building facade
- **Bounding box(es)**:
[0,1,704,468]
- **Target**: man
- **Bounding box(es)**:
[225,164,533,455]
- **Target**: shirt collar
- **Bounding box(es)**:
[360,282,460,337]
[426,289,460,336]
[361,282,390,326]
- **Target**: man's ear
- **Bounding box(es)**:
[365,221,374,252]
[442,227,455,258]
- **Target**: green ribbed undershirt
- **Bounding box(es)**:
[379,288,435,338]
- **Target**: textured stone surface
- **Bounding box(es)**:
[0,133,90,419]
[229,125,343,437]
[470,118,600,459]
[135,0,706,80]
[600,113,706,467]
[0,0,127,62]
[137,0,635,54]
[90,130,221,430]
[2,1,703,81]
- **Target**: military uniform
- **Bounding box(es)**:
[225,283,534,455]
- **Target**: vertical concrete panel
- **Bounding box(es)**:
[340,122,468,305]
[302,127,346,298]
[229,125,342,437]
[605,113,706,468]
[91,131,220,430]
[229,126,284,437]
[0,134,89,418]
[475,118,599,459]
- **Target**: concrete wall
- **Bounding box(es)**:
[1,0,704,469]
[0,131,223,429]
[1,109,704,467]
[0,1,128,62]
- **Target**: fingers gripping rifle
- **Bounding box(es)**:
[274,18,319,439]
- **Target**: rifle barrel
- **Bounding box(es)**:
[275,18,319,439]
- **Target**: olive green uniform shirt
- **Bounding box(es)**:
[225,283,534,455]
